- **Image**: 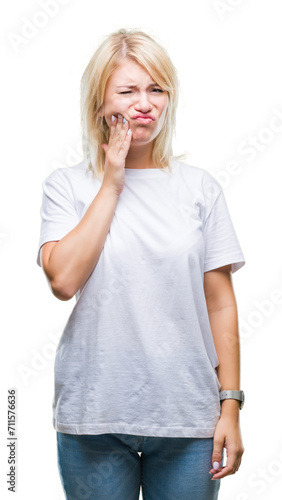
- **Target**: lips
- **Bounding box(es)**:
[132,115,155,124]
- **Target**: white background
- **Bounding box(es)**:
[1,0,282,499]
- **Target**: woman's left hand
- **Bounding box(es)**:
[209,414,244,480]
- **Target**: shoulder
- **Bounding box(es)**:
[171,159,222,198]
[40,161,102,211]
[40,161,101,203]
[42,160,93,187]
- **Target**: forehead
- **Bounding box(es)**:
[107,59,154,87]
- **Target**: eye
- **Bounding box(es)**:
[119,91,132,95]
[151,88,164,93]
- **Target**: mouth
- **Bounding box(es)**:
[132,115,155,124]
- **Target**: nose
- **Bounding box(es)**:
[135,91,153,113]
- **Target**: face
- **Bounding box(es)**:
[101,58,169,146]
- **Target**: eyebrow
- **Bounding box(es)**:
[116,83,161,89]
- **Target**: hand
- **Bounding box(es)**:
[101,113,132,197]
[209,414,244,480]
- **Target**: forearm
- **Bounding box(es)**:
[208,303,241,418]
[46,184,119,299]
[204,269,244,478]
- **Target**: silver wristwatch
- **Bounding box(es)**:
[219,390,245,410]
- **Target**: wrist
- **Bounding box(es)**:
[220,399,240,419]
[219,389,244,410]
[100,183,120,200]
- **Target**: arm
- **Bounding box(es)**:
[41,114,131,301]
[203,264,244,480]
[41,185,119,301]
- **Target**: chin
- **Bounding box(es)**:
[131,129,156,144]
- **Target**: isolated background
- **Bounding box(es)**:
[1,1,282,499]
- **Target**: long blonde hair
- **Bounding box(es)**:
[80,29,179,181]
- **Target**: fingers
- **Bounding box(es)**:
[210,435,224,478]
[210,448,243,480]
[108,114,131,155]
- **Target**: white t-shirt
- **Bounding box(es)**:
[37,159,245,438]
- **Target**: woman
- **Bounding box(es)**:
[37,29,245,500]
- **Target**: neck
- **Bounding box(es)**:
[125,143,155,169]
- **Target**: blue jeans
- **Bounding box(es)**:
[57,431,221,500]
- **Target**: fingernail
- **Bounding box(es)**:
[118,114,121,119]
[127,128,131,135]
[122,117,126,124]
[111,115,115,122]
[213,462,219,470]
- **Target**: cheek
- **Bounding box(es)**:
[105,98,129,117]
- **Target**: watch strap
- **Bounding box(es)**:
[219,390,245,409]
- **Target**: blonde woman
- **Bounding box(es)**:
[37,29,245,500]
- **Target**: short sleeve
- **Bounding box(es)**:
[203,184,246,274]
[36,170,80,267]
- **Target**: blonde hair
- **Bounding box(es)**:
[80,28,179,181]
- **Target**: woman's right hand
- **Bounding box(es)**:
[101,113,132,197]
